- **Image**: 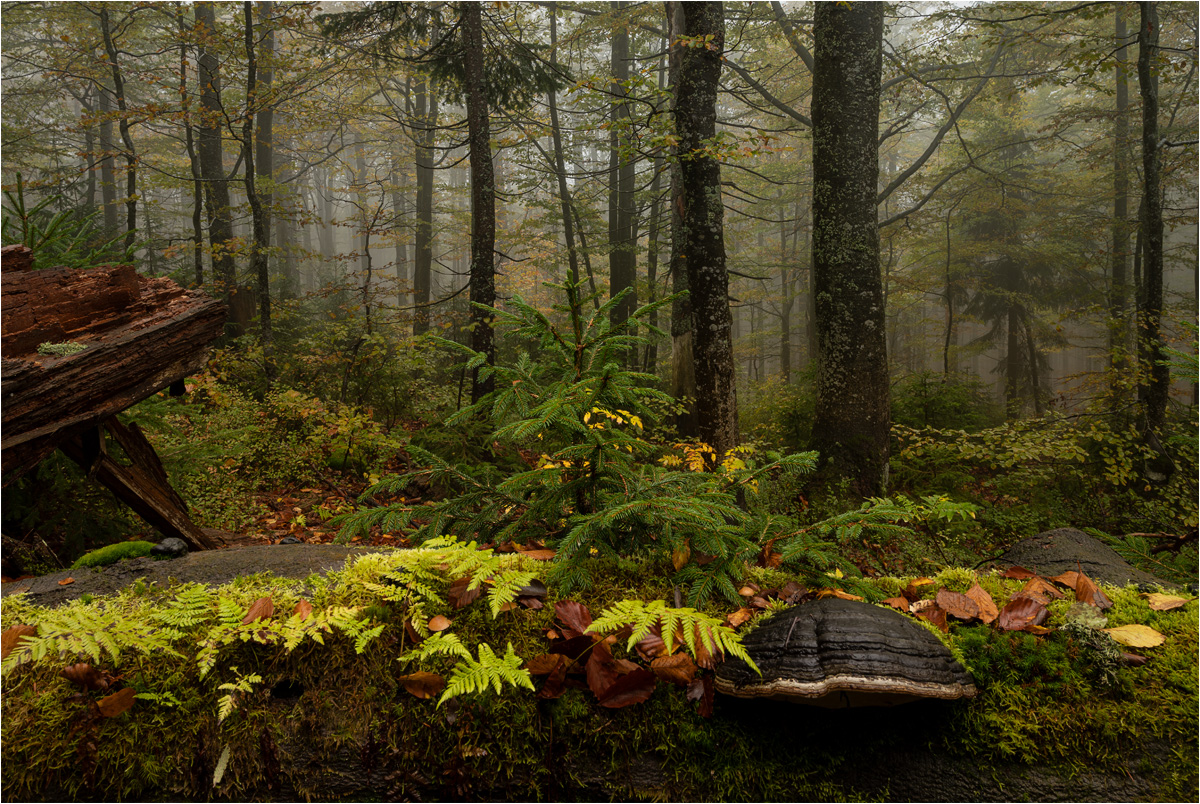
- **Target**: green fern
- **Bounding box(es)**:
[216,666,263,723]
[586,599,759,674]
[398,631,472,666]
[152,583,216,639]
[438,642,534,707]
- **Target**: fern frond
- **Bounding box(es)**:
[438,642,534,706]
[398,631,472,665]
[586,599,759,675]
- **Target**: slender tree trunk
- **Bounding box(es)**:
[608,1,637,353]
[98,82,118,237]
[669,1,738,459]
[1137,1,1169,431]
[778,187,793,383]
[98,7,137,251]
[462,2,496,402]
[548,3,582,292]
[666,2,695,437]
[195,2,240,331]
[413,68,436,336]
[1110,7,1132,408]
[242,1,273,377]
[81,88,97,212]
[809,2,888,495]
[177,8,205,287]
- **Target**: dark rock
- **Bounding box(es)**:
[715,598,975,707]
[278,536,302,545]
[996,527,1170,587]
[150,537,189,558]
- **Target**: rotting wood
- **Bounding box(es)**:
[1,256,226,549]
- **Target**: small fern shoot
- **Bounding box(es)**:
[438,642,534,707]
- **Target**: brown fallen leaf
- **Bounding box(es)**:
[536,655,570,700]
[686,674,715,718]
[517,596,545,610]
[651,653,697,685]
[398,671,445,700]
[818,588,864,602]
[526,654,569,676]
[936,588,981,621]
[428,614,452,632]
[882,597,911,613]
[97,687,136,718]
[404,619,424,646]
[781,581,807,602]
[1120,652,1148,666]
[596,667,657,708]
[58,578,75,586]
[1144,593,1190,612]
[447,576,482,609]
[964,584,999,624]
[1103,624,1166,648]
[999,566,1036,580]
[1074,573,1113,611]
[554,600,593,639]
[242,596,274,624]
[62,663,106,691]
[672,542,691,572]
[586,643,620,699]
[633,626,666,662]
[725,607,755,627]
[292,600,314,620]
[517,549,556,561]
[749,595,770,610]
[1015,577,1062,605]
[1049,571,1081,589]
[1,625,37,661]
[916,604,949,633]
[996,596,1049,632]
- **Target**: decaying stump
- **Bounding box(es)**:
[1,248,227,550]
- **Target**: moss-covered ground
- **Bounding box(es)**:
[2,551,1196,802]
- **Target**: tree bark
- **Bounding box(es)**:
[548,3,582,293]
[243,1,273,378]
[809,2,889,496]
[97,7,137,252]
[1137,1,1169,432]
[98,81,118,237]
[413,66,437,336]
[195,2,241,333]
[668,1,738,460]
[462,2,496,402]
[177,8,205,288]
[608,2,637,355]
[666,3,695,437]
[1109,7,1132,409]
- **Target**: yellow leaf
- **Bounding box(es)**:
[1144,593,1190,612]
[1103,624,1166,648]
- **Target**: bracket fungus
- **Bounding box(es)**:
[715,598,976,708]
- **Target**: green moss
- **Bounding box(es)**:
[69,540,157,570]
[2,560,1196,802]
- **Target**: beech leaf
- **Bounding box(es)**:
[725,607,755,627]
[1,625,38,660]
[97,687,136,718]
[398,671,445,700]
[651,653,697,685]
[1074,573,1113,610]
[292,600,314,620]
[1103,624,1166,648]
[242,596,274,624]
[936,588,980,621]
[62,663,106,691]
[1144,593,1190,612]
[596,667,657,708]
[882,597,911,613]
[916,603,948,632]
[1015,577,1061,605]
[554,600,593,639]
[447,576,482,609]
[997,596,1049,632]
[1000,566,1036,580]
[964,584,999,624]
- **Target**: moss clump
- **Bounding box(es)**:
[37,341,89,356]
[69,540,157,570]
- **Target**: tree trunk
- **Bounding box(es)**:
[462,2,496,402]
[809,2,888,496]
[548,3,582,293]
[778,187,793,383]
[177,9,205,288]
[669,1,738,461]
[98,82,118,237]
[608,2,637,357]
[243,1,273,379]
[666,4,695,437]
[413,68,437,336]
[98,7,137,252]
[1109,7,1132,409]
[195,2,241,333]
[1137,1,1168,432]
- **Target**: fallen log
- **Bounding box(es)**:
[1,252,226,549]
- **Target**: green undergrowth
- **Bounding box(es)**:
[69,540,157,570]
[2,548,1196,802]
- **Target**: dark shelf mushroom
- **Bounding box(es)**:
[715,598,976,708]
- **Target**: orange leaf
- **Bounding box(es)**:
[936,588,980,621]
[902,577,934,602]
[1074,572,1113,610]
[525,654,568,676]
[428,615,452,632]
[1049,571,1081,589]
[725,607,755,627]
[671,542,691,572]
[1000,566,1036,580]
[882,597,911,613]
[650,653,697,685]
[292,600,314,620]
[97,687,136,718]
[398,671,445,700]
[516,549,556,561]
[964,584,999,624]
[817,588,863,601]
[242,596,274,624]
[58,578,75,586]
[447,576,482,609]
[1,625,37,660]
[916,603,949,633]
[1015,577,1062,605]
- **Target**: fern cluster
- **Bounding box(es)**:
[336,280,816,605]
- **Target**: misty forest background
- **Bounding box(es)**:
[1,1,1196,596]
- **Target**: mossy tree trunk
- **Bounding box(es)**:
[809,2,889,496]
[668,1,738,461]
[463,2,496,403]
